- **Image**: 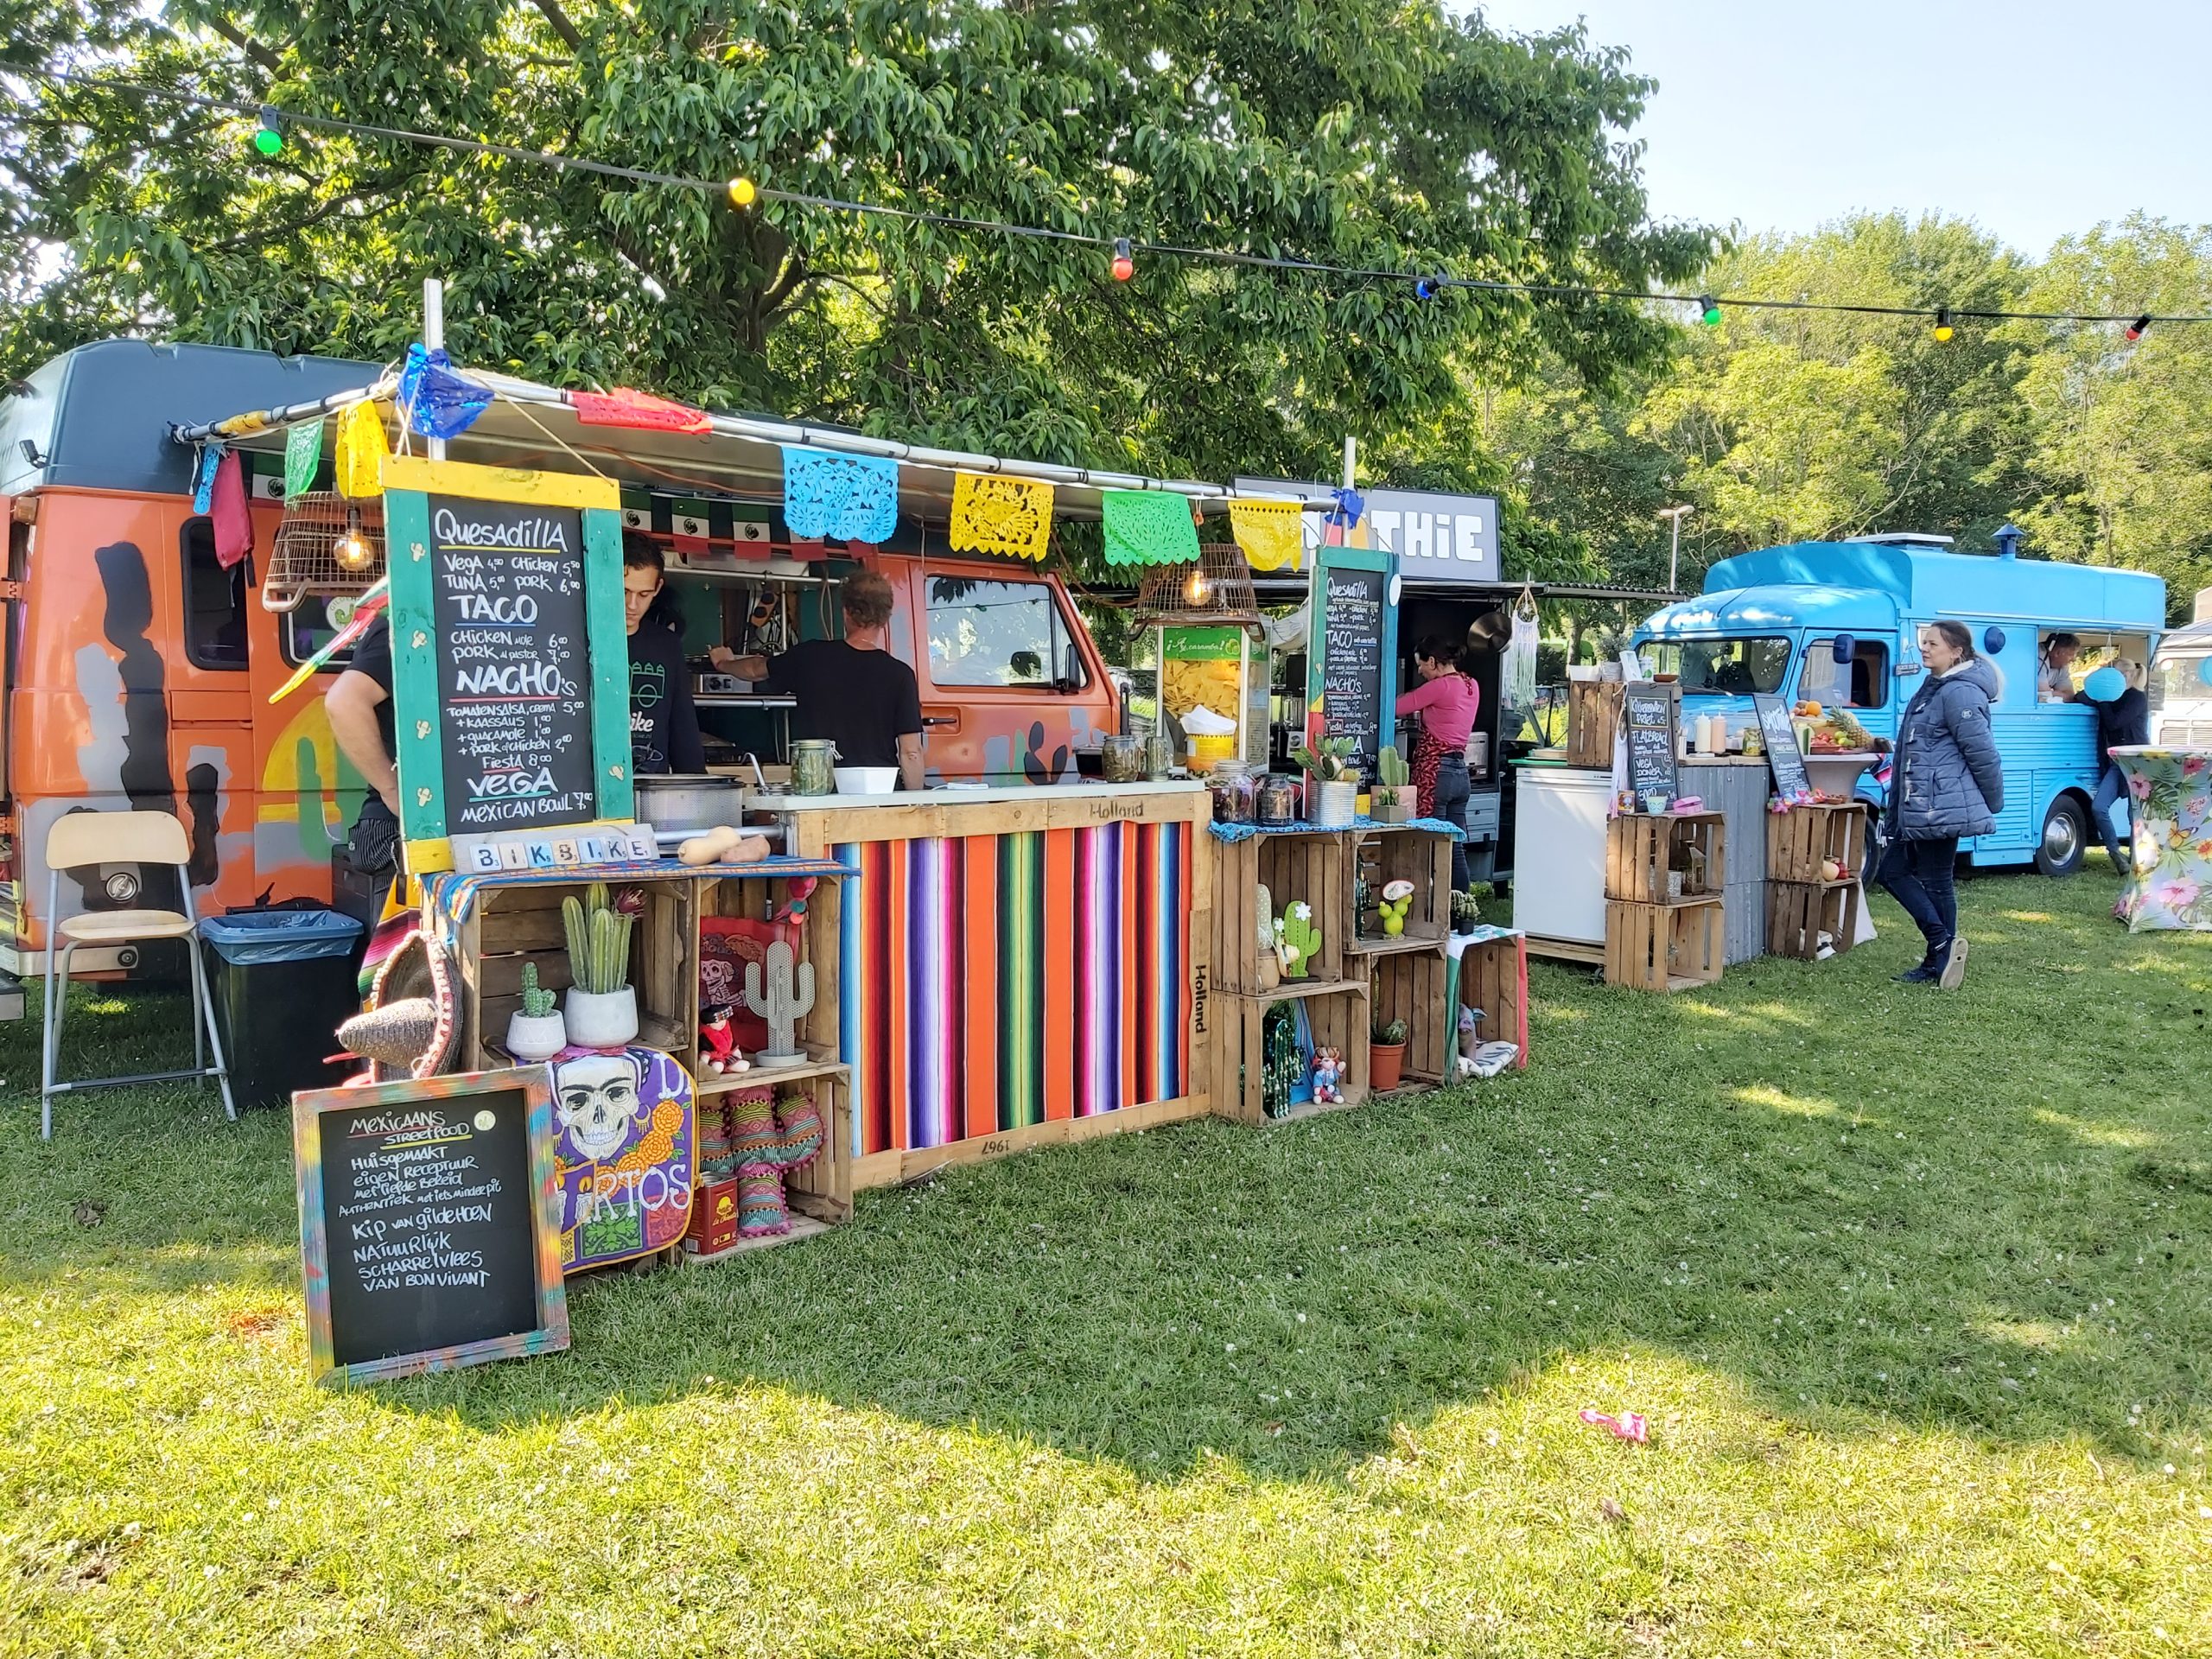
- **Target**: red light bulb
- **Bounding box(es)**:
[1110,237,1135,282]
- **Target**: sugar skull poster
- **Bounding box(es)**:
[550,1046,696,1273]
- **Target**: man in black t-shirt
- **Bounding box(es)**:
[622,537,705,775]
[711,569,925,787]
[326,611,402,877]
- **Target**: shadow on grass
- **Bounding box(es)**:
[3,871,2208,1482]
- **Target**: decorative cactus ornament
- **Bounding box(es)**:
[562,880,633,995]
[1275,900,1320,978]
[742,938,817,1065]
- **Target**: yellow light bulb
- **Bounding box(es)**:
[334,507,373,569]
[728,176,758,208]
[1184,568,1209,605]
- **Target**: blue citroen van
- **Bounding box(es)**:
[1635,529,2166,874]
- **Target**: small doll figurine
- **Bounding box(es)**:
[698,1002,748,1076]
[1311,1046,1344,1104]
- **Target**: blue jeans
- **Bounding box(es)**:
[2092,765,2130,869]
[1879,834,1958,958]
[1427,754,1471,890]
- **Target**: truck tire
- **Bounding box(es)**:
[2035,794,2088,877]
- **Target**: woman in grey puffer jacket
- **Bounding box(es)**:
[1880,620,2005,988]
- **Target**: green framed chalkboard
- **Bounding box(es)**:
[1304,543,1399,780]
[381,456,633,873]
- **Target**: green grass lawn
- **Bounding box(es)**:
[2,866,2209,1656]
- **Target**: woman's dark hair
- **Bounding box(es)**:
[1413,633,1474,675]
[1926,619,1975,659]
[622,531,682,632]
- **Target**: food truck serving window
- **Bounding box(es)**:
[1646,636,1789,696]
[925,575,1088,690]
[1799,637,1890,709]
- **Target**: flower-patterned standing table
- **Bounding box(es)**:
[2109,747,2212,931]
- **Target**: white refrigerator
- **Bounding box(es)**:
[1513,766,1614,944]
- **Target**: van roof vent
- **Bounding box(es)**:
[1861,531,1956,547]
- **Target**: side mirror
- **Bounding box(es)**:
[1831,633,1855,664]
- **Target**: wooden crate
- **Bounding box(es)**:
[1767,802,1868,884]
[458,874,700,1068]
[1767,880,1861,961]
[1212,982,1370,1126]
[1605,810,1726,905]
[1212,828,1349,995]
[1567,681,1626,769]
[1454,932,1530,1070]
[1370,944,1453,1084]
[1348,826,1453,953]
[1604,897,1724,992]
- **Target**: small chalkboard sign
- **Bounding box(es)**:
[1305,543,1397,779]
[1622,680,1680,809]
[1753,693,1814,802]
[382,456,632,874]
[294,1067,568,1386]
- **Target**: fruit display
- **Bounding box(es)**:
[1793,700,1879,753]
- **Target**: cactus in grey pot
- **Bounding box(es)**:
[743,938,817,1066]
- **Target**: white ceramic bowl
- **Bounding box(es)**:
[835,766,900,795]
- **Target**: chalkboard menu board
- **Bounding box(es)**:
[1305,546,1397,778]
[382,456,632,874]
[429,494,596,834]
[1753,693,1814,802]
[1623,681,1681,808]
[295,1068,568,1385]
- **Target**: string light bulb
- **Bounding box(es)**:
[334,506,373,570]
[1697,295,1722,327]
[2126,313,2152,341]
[1183,564,1209,605]
[1415,274,1440,300]
[1932,306,1955,343]
[727,175,757,208]
[251,106,284,157]
[1110,237,1135,282]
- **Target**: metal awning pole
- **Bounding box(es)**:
[423,277,447,462]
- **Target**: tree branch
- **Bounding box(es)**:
[204,16,283,73]
[194,176,406,257]
[759,250,809,317]
[525,0,584,53]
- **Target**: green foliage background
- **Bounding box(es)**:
[1,5,2208,616]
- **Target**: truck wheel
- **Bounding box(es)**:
[2036,795,2088,877]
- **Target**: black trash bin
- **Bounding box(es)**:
[198,909,365,1109]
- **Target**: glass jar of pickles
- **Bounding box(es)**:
[1101,734,1145,783]
[1205,760,1256,824]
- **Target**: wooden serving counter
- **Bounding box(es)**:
[758,782,1216,1186]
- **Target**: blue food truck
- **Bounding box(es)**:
[1635,528,2166,874]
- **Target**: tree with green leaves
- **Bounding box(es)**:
[0,0,1708,490]
[1633,213,2030,558]
[2008,215,2212,621]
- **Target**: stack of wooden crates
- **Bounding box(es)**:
[1211,823,1459,1122]
[1766,803,1867,959]
[1603,811,1726,991]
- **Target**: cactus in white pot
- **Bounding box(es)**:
[505,962,568,1061]
[561,880,639,1049]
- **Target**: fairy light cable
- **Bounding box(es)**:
[3,62,2204,329]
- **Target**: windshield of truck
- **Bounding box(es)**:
[1643,636,1791,696]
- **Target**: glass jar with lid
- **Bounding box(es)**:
[1205,760,1257,824]
[1101,734,1145,783]
[1255,772,1301,826]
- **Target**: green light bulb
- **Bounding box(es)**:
[1698,295,1722,327]
[253,125,283,156]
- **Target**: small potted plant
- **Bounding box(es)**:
[1370,1011,1409,1093]
[1292,736,1360,828]
[561,880,639,1049]
[505,961,568,1061]
[1372,745,1416,823]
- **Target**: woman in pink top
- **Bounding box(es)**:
[1395,636,1480,889]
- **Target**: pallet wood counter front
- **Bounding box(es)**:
[772,782,1212,1187]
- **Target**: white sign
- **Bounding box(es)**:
[1232,478,1500,583]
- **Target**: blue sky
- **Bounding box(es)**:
[1469,0,2210,254]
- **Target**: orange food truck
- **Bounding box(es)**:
[0,340,1126,1014]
